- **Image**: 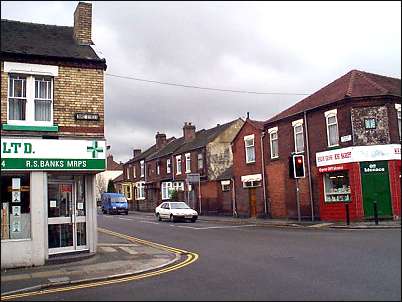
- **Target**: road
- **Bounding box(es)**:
[19,212,401,301]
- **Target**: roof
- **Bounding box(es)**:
[230,118,264,144]
[216,167,233,180]
[266,69,401,124]
[173,119,241,155]
[1,19,106,67]
[146,137,185,161]
[112,174,124,183]
[125,144,158,165]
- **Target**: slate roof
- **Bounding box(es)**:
[146,137,185,161]
[1,19,106,67]
[125,144,158,165]
[266,70,401,124]
[112,174,124,183]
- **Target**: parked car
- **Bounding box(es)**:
[155,201,198,222]
[101,192,129,215]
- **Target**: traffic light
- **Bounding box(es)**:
[293,154,305,178]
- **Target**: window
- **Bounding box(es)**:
[161,182,173,200]
[140,160,145,177]
[323,171,351,202]
[396,104,401,139]
[292,120,304,153]
[325,110,339,147]
[243,180,261,188]
[185,153,191,173]
[198,153,203,170]
[244,135,256,163]
[167,159,171,174]
[173,181,184,192]
[221,180,231,192]
[122,184,132,200]
[8,74,53,125]
[176,156,182,175]
[364,118,376,130]
[136,182,145,200]
[1,173,31,240]
[269,127,279,159]
[157,161,160,175]
[126,166,130,179]
[133,165,136,178]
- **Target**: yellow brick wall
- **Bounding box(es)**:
[1,61,104,138]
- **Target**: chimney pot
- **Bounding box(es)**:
[133,149,142,158]
[183,122,196,142]
[155,132,167,150]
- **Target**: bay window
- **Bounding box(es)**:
[136,182,145,200]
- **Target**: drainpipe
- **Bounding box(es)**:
[304,110,315,221]
[260,130,268,217]
[231,177,238,217]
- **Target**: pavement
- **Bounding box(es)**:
[130,210,402,229]
[1,228,179,296]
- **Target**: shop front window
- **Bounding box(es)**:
[323,171,351,202]
[1,173,31,240]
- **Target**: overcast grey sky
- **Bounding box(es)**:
[2,1,401,162]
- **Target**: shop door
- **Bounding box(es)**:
[360,161,393,218]
[249,188,257,218]
[48,182,88,255]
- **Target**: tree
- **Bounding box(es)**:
[107,179,116,193]
[96,174,107,199]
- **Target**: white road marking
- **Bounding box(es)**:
[118,217,133,221]
[100,246,117,252]
[140,220,160,225]
[175,224,257,230]
[119,246,138,255]
[308,223,334,228]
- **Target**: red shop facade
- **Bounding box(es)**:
[316,145,401,222]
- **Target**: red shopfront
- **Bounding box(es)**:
[316,145,401,222]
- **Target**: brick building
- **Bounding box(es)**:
[1,2,107,268]
[231,117,268,218]
[263,70,401,222]
[118,119,244,214]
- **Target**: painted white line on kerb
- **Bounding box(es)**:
[118,218,133,221]
[308,223,334,228]
[140,221,160,225]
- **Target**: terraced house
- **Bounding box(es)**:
[263,70,401,222]
[1,2,107,268]
[119,119,244,214]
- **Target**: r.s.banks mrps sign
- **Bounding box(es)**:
[1,138,106,171]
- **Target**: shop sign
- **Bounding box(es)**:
[340,135,352,143]
[362,163,385,174]
[316,144,401,167]
[318,164,346,173]
[1,138,106,171]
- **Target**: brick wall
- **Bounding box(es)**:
[1,62,104,138]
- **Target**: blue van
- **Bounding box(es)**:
[101,193,129,215]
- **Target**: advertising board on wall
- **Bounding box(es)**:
[1,138,106,171]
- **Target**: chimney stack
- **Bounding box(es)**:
[133,149,142,158]
[73,2,93,45]
[155,132,167,150]
[183,122,196,142]
[106,154,114,170]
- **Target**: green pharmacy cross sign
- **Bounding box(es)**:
[87,141,104,159]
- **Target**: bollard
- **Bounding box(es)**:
[373,201,379,225]
[345,203,350,225]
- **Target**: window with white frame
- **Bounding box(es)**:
[176,156,182,175]
[133,164,136,178]
[136,182,145,200]
[244,135,256,163]
[8,74,54,125]
[292,120,304,153]
[140,160,145,177]
[198,153,203,170]
[185,153,191,173]
[268,127,279,159]
[173,181,184,192]
[167,158,171,174]
[156,161,160,175]
[161,182,172,200]
[396,104,401,139]
[325,110,339,147]
[126,166,130,179]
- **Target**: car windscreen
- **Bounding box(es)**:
[111,197,127,203]
[170,202,190,209]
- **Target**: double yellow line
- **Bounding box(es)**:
[2,228,199,301]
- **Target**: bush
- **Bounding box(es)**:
[169,189,179,201]
[107,179,116,193]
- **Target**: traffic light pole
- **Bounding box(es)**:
[296,178,301,222]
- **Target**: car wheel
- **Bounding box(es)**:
[191,217,197,223]
[125,211,129,215]
[156,213,162,221]
[170,214,176,223]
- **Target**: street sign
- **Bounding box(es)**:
[187,173,200,183]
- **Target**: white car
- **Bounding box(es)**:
[155,202,198,223]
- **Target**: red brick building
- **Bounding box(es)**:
[263,70,401,222]
[231,117,268,218]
